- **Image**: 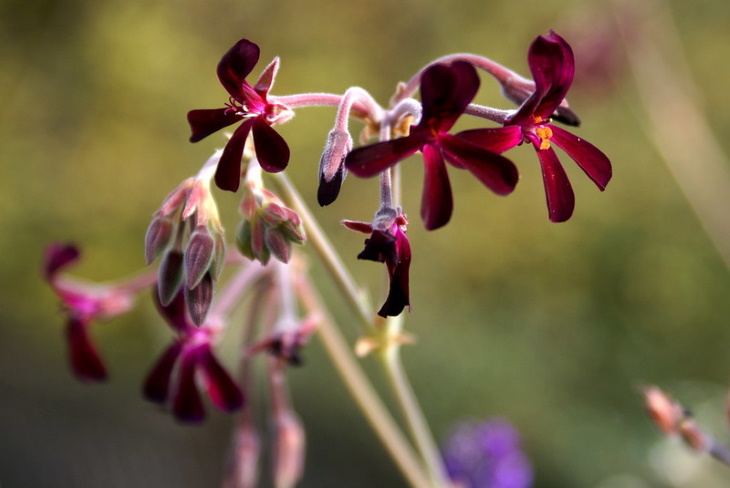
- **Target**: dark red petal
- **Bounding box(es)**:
[342,220,373,234]
[378,228,411,317]
[549,125,612,190]
[345,135,423,178]
[217,39,261,100]
[66,317,107,382]
[215,119,254,192]
[153,286,190,332]
[252,117,290,173]
[143,341,183,404]
[172,350,206,423]
[456,126,523,154]
[419,61,479,133]
[43,243,80,280]
[199,346,244,412]
[420,144,453,231]
[535,145,575,222]
[528,31,575,120]
[440,134,519,196]
[187,108,241,143]
[357,230,396,264]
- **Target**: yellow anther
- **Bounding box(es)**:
[535,126,553,150]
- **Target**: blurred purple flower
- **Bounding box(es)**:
[43,243,135,382]
[143,288,243,423]
[188,38,291,192]
[345,61,518,230]
[442,418,533,488]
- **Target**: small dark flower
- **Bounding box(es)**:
[344,208,411,317]
[188,39,292,192]
[345,62,518,230]
[143,289,244,423]
[462,31,612,222]
[442,418,533,488]
[43,244,135,382]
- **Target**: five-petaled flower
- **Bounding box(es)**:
[143,288,244,423]
[188,38,292,193]
[43,244,135,382]
[345,61,519,231]
[462,31,612,222]
[344,208,412,317]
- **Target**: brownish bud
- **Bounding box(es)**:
[185,272,213,326]
[145,217,175,265]
[265,229,293,264]
[185,228,215,289]
[157,249,184,306]
[210,232,227,281]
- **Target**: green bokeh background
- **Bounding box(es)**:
[2,0,730,486]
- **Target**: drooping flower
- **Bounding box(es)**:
[345,61,518,231]
[143,289,243,423]
[461,31,612,222]
[344,207,411,317]
[43,244,135,382]
[442,418,533,488]
[188,38,292,192]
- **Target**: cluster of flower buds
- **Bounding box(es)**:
[236,158,306,265]
[145,150,227,325]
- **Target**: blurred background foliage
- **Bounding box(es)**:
[2,0,730,486]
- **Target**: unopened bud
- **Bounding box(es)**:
[145,217,175,265]
[317,130,352,207]
[185,272,213,326]
[210,232,227,281]
[224,424,261,488]
[250,217,271,265]
[185,229,215,289]
[273,411,305,488]
[158,249,184,306]
[643,386,683,435]
[265,229,292,264]
[236,220,255,261]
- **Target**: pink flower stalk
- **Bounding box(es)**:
[188,38,292,192]
[462,31,612,222]
[43,244,136,382]
[143,289,243,423]
[345,61,518,230]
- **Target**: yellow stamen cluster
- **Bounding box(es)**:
[535,126,553,150]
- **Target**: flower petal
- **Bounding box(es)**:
[252,117,290,173]
[199,346,244,412]
[215,118,254,192]
[420,144,453,230]
[534,145,575,222]
[217,39,261,100]
[440,134,519,196]
[43,243,80,280]
[419,61,479,133]
[456,126,523,154]
[378,228,411,317]
[187,108,241,143]
[527,31,575,120]
[172,350,206,423]
[549,125,612,190]
[66,317,107,382]
[153,287,191,332]
[143,341,183,404]
[345,134,423,178]
[342,220,374,234]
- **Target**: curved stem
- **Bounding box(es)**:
[294,273,431,488]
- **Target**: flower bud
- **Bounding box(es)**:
[145,217,175,265]
[643,386,682,435]
[236,220,255,261]
[185,272,213,326]
[158,249,184,306]
[273,411,305,488]
[224,423,261,488]
[265,229,293,264]
[210,232,227,281]
[317,129,352,206]
[185,228,215,289]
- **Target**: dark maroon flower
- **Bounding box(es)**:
[462,31,612,222]
[143,289,244,423]
[345,61,518,231]
[43,244,135,382]
[344,208,411,317]
[188,39,292,192]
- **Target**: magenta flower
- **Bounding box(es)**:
[43,244,134,382]
[143,289,244,423]
[344,209,411,317]
[345,61,518,231]
[462,31,612,222]
[188,38,291,192]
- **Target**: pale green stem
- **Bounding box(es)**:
[294,272,431,488]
